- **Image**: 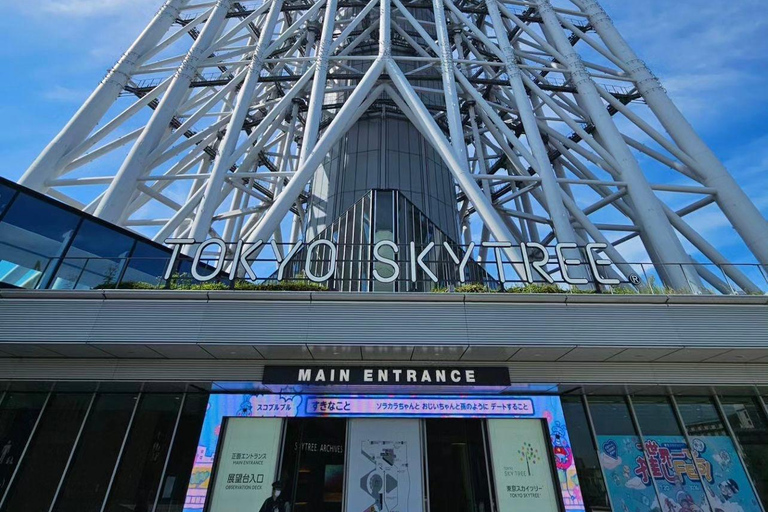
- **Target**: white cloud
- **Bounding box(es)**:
[625,477,647,491]
[25,0,160,17]
[41,85,90,103]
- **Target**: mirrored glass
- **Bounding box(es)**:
[52,219,135,290]
[0,393,48,497]
[52,393,138,512]
[103,393,182,512]
[1,393,92,512]
[561,397,610,511]
[0,193,79,289]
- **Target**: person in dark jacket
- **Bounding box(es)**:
[259,481,289,512]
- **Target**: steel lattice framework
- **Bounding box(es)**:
[19,0,768,292]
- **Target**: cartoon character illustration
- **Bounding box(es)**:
[237,395,253,416]
[713,450,732,469]
[718,479,739,502]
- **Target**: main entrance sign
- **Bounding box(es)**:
[263,365,511,386]
[164,238,620,285]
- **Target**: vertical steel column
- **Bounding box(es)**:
[573,0,768,269]
[533,0,698,291]
[581,394,616,512]
[243,0,386,246]
[667,393,718,512]
[757,392,768,425]
[99,392,143,512]
[20,0,189,192]
[485,0,584,270]
[189,0,285,241]
[298,0,340,166]
[431,0,469,167]
[95,0,233,223]
[712,393,767,512]
[151,393,188,512]
[388,63,527,274]
[625,395,665,510]
[47,392,98,512]
[0,391,52,509]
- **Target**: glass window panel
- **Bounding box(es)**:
[632,396,683,436]
[426,419,493,512]
[676,397,727,437]
[0,193,80,289]
[0,183,16,218]
[720,396,768,508]
[154,394,209,512]
[121,242,171,288]
[103,393,182,512]
[588,397,637,436]
[52,219,135,290]
[0,392,48,497]
[561,397,609,511]
[52,393,138,512]
[279,418,346,512]
[1,393,92,512]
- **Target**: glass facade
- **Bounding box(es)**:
[295,189,497,291]
[0,383,763,511]
[563,394,768,512]
[0,389,207,512]
[0,176,174,291]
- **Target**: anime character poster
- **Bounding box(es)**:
[597,435,762,512]
[689,436,762,512]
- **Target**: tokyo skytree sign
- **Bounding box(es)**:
[19,0,768,293]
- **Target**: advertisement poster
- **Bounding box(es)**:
[488,419,561,512]
[345,418,423,512]
[206,417,282,512]
[597,435,761,512]
[690,436,762,512]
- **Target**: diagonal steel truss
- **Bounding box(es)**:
[19,0,768,292]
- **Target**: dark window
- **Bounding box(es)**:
[588,397,636,436]
[0,183,16,218]
[632,396,684,436]
[278,418,347,512]
[1,393,92,512]
[121,242,171,288]
[720,396,768,508]
[0,393,48,496]
[103,393,182,512]
[561,397,609,511]
[676,397,727,437]
[426,419,493,512]
[51,393,138,512]
[0,192,80,289]
[52,219,135,290]
[154,393,209,512]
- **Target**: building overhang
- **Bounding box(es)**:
[0,290,766,391]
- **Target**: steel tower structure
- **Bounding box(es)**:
[19,0,768,293]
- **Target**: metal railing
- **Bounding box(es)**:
[2,246,766,295]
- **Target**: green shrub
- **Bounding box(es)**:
[455,283,495,293]
[96,281,159,290]
[507,283,565,294]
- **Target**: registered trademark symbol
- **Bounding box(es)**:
[629,274,641,285]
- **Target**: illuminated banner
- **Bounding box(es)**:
[488,419,561,512]
[206,418,282,512]
[263,365,511,386]
[345,419,424,512]
[305,396,534,417]
[183,394,585,512]
[164,238,621,285]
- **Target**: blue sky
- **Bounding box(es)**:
[0,0,766,266]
